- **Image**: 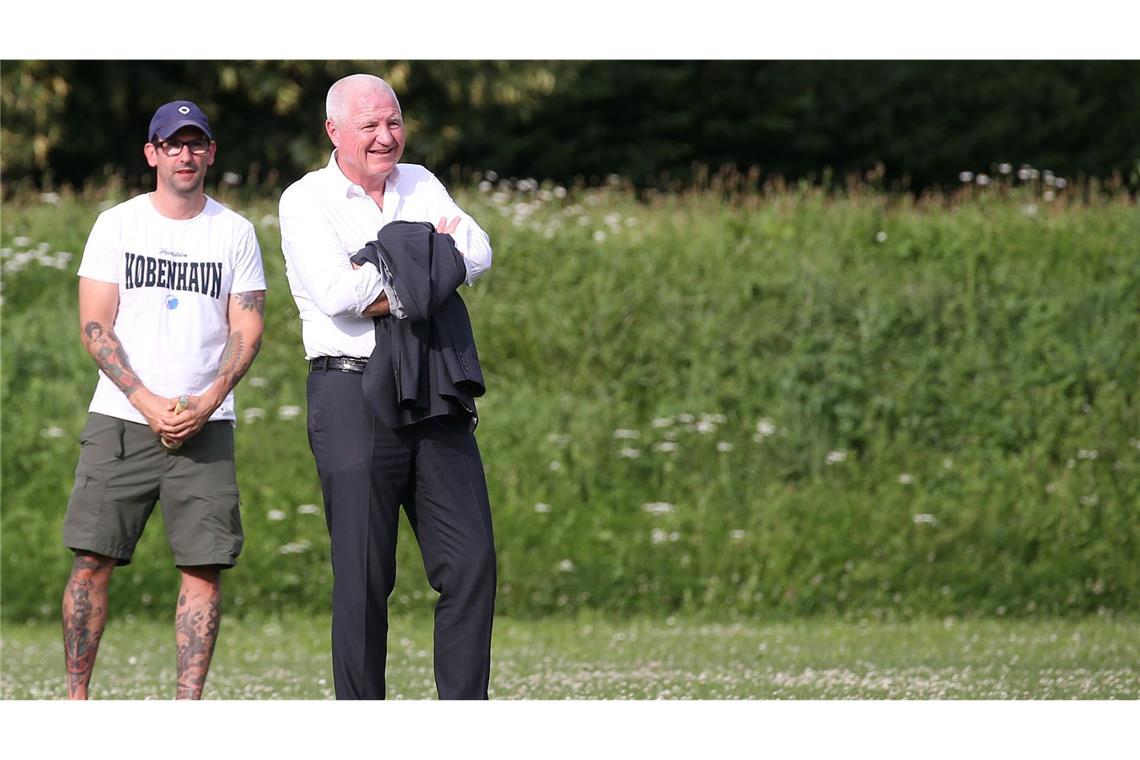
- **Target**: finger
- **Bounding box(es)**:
[446,216,460,234]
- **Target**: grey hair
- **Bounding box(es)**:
[326,74,400,124]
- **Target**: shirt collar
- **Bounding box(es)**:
[325,150,401,199]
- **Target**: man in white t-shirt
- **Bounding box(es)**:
[60,100,267,700]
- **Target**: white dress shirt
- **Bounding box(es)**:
[279,152,492,360]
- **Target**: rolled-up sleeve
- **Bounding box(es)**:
[423,174,492,285]
[279,185,384,317]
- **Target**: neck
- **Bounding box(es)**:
[149,188,207,220]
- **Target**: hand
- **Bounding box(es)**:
[161,391,220,445]
[436,216,460,235]
[130,389,179,438]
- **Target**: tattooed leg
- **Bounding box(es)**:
[174,566,222,700]
[62,552,115,700]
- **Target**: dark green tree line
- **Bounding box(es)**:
[2,60,1138,193]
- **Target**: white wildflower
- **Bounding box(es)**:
[958,171,974,183]
[729,529,747,541]
[651,528,668,544]
[278,405,302,420]
[641,502,676,516]
[716,441,733,453]
[248,376,268,388]
[558,559,575,572]
[898,473,914,485]
[613,428,640,439]
[40,426,66,438]
[875,231,887,243]
[279,540,312,555]
[825,450,848,465]
[267,509,287,522]
[534,502,551,514]
[297,504,321,515]
[652,416,675,428]
[652,441,679,453]
[617,447,642,458]
[912,513,940,526]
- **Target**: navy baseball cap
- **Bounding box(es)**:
[148,100,213,141]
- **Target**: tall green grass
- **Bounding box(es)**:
[2,178,1137,622]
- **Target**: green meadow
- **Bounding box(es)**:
[2,175,1138,630]
[2,613,1136,699]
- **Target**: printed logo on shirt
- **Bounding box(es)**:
[164,294,180,310]
[123,252,223,300]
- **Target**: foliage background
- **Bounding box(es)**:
[3,60,1140,194]
[1,61,1138,624]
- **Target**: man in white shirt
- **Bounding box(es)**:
[279,74,496,699]
[61,100,266,700]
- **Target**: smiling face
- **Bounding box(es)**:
[144,126,215,199]
[326,84,405,192]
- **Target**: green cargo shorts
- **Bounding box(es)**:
[62,413,244,568]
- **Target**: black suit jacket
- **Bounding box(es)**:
[351,220,486,428]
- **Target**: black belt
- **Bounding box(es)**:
[309,356,368,374]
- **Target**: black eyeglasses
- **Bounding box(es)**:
[153,138,212,157]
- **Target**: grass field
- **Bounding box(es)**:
[2,177,1138,628]
[2,613,1137,699]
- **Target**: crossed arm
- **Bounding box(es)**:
[77,278,264,443]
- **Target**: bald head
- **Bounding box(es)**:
[326,74,400,125]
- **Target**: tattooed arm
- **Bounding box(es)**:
[78,277,175,437]
[164,290,265,444]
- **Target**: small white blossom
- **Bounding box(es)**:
[297,504,321,515]
[825,450,848,465]
[898,473,914,485]
[729,530,747,541]
[875,231,887,243]
[716,441,733,453]
[279,540,312,555]
[534,502,551,514]
[613,428,640,439]
[243,407,266,423]
[549,461,562,471]
[998,163,1012,174]
[652,416,675,428]
[40,426,66,438]
[755,418,777,438]
[593,230,606,243]
[617,447,642,458]
[1076,449,1098,460]
[277,405,302,420]
[641,502,676,516]
[912,513,940,526]
[652,441,679,453]
[267,509,287,522]
[558,559,575,572]
[959,171,974,183]
[248,376,268,388]
[651,528,668,544]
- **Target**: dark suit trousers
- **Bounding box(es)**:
[306,368,496,699]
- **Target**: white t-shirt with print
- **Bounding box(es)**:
[77,193,266,425]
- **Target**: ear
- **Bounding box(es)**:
[325,119,340,148]
[206,141,217,167]
[144,142,160,168]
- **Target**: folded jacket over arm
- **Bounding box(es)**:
[351,220,486,428]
